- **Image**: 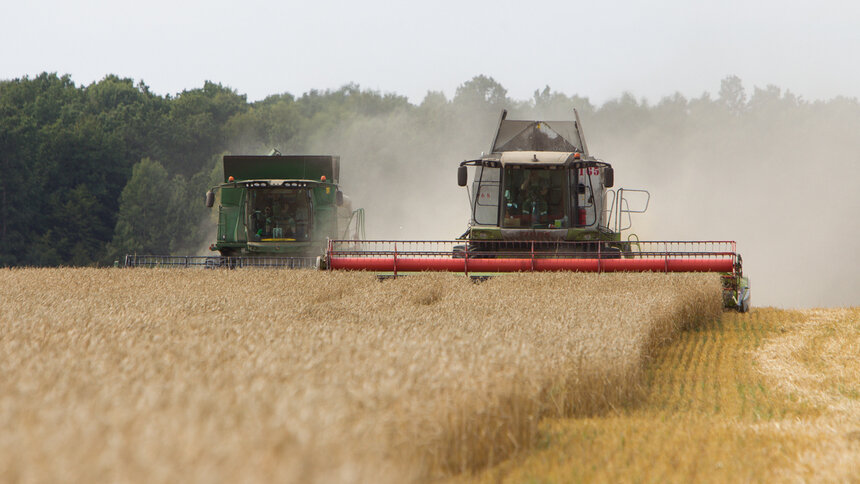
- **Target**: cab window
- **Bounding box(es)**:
[502,166,567,228]
[248,188,311,240]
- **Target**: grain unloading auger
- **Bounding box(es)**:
[325,110,751,312]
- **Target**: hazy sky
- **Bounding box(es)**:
[4,0,860,103]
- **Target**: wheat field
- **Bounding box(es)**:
[464,307,860,483]
[0,268,721,483]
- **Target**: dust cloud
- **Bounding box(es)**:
[568,99,860,309]
[304,106,499,241]
[253,90,859,309]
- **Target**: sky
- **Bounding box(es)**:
[4,0,860,104]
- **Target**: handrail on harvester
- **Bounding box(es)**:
[325,239,740,276]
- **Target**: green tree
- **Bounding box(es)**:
[0,104,38,265]
[162,81,248,177]
[719,75,747,115]
[51,184,111,265]
[110,158,176,254]
[454,75,508,108]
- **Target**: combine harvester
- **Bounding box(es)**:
[326,110,750,311]
[125,152,365,269]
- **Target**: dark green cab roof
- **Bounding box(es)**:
[223,155,339,183]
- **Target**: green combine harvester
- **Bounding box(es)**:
[125,153,365,268]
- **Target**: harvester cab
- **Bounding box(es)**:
[458,109,649,250]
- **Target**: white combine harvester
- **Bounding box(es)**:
[325,110,750,311]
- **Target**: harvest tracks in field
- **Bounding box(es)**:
[466,308,859,483]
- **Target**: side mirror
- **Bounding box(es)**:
[604,167,614,188]
[457,165,468,187]
[336,190,344,207]
[205,190,215,208]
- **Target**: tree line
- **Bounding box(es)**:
[1,72,858,268]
